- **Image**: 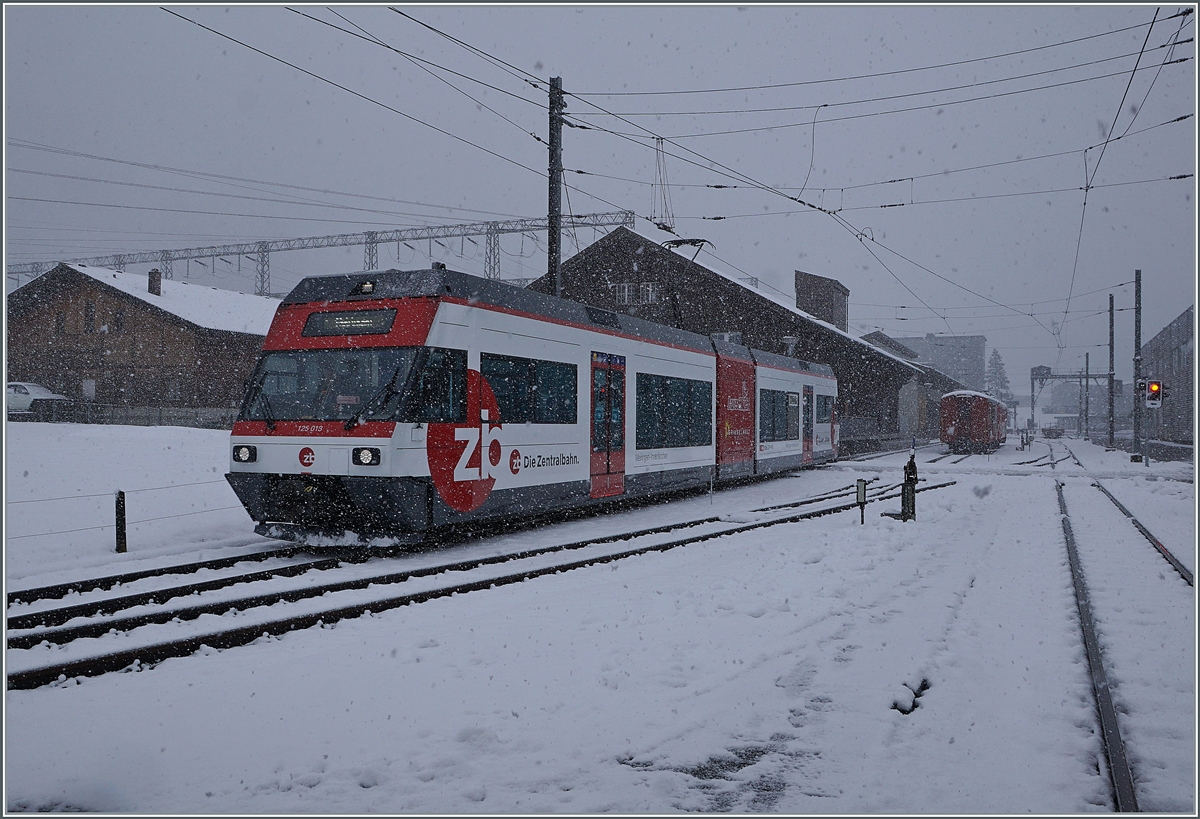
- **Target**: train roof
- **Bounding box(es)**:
[942,389,1004,403]
[283,266,836,378]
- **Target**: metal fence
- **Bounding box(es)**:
[8,400,237,430]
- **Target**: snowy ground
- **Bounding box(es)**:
[4,423,1195,813]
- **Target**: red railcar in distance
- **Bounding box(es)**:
[940,390,1007,454]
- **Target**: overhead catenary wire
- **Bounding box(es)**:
[388,10,1095,340]
[1059,7,1161,364]
[7,138,529,221]
[569,38,1191,119]
[563,112,1191,196]
[569,11,1193,97]
[6,167,504,224]
[300,7,545,144]
[592,56,1193,140]
[161,9,545,181]
[295,7,543,110]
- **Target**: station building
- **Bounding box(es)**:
[528,226,938,452]
[6,262,279,423]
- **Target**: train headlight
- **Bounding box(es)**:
[233,445,257,463]
[353,447,381,466]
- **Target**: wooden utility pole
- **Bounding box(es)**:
[547,76,565,297]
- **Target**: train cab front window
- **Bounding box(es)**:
[239,346,466,424]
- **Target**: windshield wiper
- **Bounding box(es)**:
[254,391,277,432]
[345,367,403,430]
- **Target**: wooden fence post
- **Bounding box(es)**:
[115,490,127,553]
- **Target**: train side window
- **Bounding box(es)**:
[636,373,665,449]
[760,389,797,442]
[690,380,712,446]
[534,360,577,424]
[816,394,833,424]
[637,373,711,449]
[411,347,466,423]
[481,353,533,423]
[483,353,577,425]
[759,389,775,442]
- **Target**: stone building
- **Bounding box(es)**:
[6,263,278,412]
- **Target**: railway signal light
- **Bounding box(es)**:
[1145,380,1163,408]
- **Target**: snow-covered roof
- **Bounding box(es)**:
[683,253,921,373]
[942,389,1000,402]
[67,264,280,335]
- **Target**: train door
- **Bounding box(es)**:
[802,385,814,463]
[590,352,626,498]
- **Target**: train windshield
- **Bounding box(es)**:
[239,346,466,424]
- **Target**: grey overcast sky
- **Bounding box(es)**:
[4,4,1196,388]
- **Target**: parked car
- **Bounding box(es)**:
[6,382,69,413]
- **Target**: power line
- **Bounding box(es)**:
[293,6,544,143]
[674,173,1193,222]
[1061,8,1161,351]
[852,279,1135,312]
[7,167,494,223]
[570,85,1181,343]
[599,57,1193,140]
[570,39,1189,118]
[390,7,544,91]
[293,7,542,109]
[161,8,544,180]
[8,195,463,227]
[6,138,528,221]
[570,12,1192,96]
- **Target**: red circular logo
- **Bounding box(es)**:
[298,446,316,467]
[426,371,503,513]
[509,449,521,475]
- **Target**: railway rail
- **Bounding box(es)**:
[1062,443,1193,587]
[7,478,957,690]
[1054,480,1138,812]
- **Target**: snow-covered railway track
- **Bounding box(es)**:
[1053,480,1137,811]
[7,479,875,640]
[1062,443,1192,586]
[6,479,957,691]
[1054,476,1194,811]
[6,546,304,606]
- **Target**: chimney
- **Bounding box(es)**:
[148,268,162,296]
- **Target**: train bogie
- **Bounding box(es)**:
[226,266,839,544]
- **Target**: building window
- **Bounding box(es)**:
[112,308,125,334]
[54,313,66,336]
[614,282,661,305]
[84,302,96,334]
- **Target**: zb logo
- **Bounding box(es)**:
[426,370,506,513]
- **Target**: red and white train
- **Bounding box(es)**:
[226,265,838,543]
[939,390,1007,454]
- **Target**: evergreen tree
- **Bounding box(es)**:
[985,349,1014,402]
